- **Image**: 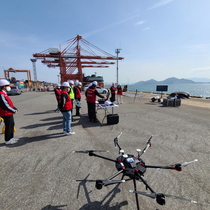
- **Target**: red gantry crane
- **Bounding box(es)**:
[33,35,124,84]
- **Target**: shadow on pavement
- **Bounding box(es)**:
[76,175,128,210]
[20,121,61,129]
[4,133,64,147]
[24,110,56,115]
[41,204,67,210]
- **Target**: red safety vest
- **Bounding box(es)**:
[60,90,72,111]
[110,86,116,93]
[0,91,15,116]
[117,87,123,95]
[55,88,62,99]
[74,86,81,99]
[86,88,96,103]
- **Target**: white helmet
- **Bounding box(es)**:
[0,79,10,87]
[69,80,74,85]
[78,82,82,86]
[61,82,70,87]
[92,81,98,86]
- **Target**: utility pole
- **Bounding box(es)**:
[57,75,59,84]
[115,48,121,85]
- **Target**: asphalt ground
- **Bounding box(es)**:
[0,91,209,210]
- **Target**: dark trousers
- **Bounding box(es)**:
[110,93,115,102]
[75,105,80,116]
[2,115,14,142]
[75,99,81,116]
[71,99,74,119]
[87,102,96,121]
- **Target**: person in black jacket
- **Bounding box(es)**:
[110,83,116,103]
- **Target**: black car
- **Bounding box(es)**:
[167,92,190,99]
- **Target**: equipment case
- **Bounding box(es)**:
[107,114,119,125]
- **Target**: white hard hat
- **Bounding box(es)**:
[69,80,74,85]
[61,82,70,87]
[56,83,60,86]
[0,79,10,87]
[78,82,82,86]
[92,81,98,86]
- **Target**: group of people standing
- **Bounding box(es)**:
[55,80,108,129]
[54,81,123,132]
[0,78,122,145]
[110,83,123,104]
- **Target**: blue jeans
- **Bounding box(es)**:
[61,111,72,133]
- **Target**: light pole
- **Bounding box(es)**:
[115,48,121,85]
[30,58,37,91]
[57,75,59,84]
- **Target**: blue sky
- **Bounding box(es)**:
[0,0,210,84]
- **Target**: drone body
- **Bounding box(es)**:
[74,133,197,209]
[115,154,146,178]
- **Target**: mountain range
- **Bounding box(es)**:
[134,77,210,85]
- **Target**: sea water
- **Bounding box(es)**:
[106,84,210,98]
[128,84,210,98]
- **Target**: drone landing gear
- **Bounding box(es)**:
[133,177,140,210]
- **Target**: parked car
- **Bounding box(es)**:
[84,85,108,94]
[7,86,21,95]
[167,92,190,99]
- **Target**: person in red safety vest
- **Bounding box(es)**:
[54,83,61,112]
[0,79,19,145]
[59,82,75,135]
[110,83,116,103]
[85,81,106,122]
[117,84,123,104]
[73,81,82,116]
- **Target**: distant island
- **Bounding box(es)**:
[134,77,210,85]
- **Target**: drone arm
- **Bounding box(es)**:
[144,164,182,171]
[145,159,198,171]
[89,151,117,163]
[106,170,124,180]
[103,179,125,186]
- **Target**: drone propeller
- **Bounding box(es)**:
[138,135,153,157]
[72,150,109,154]
[129,190,197,205]
[114,132,122,147]
[74,179,125,184]
[74,179,125,189]
[180,159,198,167]
[157,159,198,171]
